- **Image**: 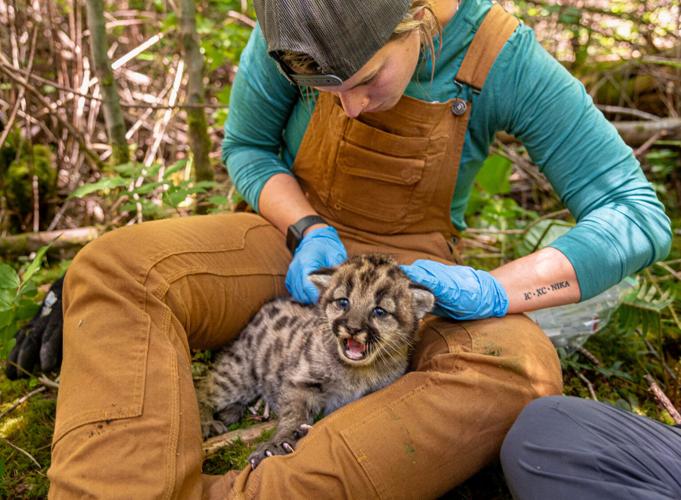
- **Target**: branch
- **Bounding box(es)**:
[596,105,661,122]
[0,386,47,422]
[644,374,681,425]
[614,118,681,146]
[0,57,103,169]
[0,437,41,468]
[0,227,101,256]
[202,421,278,458]
[1,64,227,109]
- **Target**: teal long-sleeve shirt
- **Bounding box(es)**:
[222,0,671,301]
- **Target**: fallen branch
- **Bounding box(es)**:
[644,374,681,425]
[38,374,60,389]
[596,105,661,122]
[0,437,42,468]
[0,226,100,256]
[577,372,598,401]
[576,346,601,366]
[0,386,47,422]
[613,118,681,147]
[495,118,681,148]
[202,421,278,458]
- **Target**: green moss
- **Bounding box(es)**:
[202,427,275,475]
[6,145,56,213]
[0,376,55,498]
[0,136,57,232]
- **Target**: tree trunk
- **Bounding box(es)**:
[85,0,129,166]
[179,0,214,215]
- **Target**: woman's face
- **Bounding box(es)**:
[317,29,421,118]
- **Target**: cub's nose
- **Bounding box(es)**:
[345,325,364,336]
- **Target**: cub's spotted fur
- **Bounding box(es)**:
[197,254,434,468]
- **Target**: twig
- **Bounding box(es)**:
[32,174,40,232]
[644,268,681,332]
[38,374,60,389]
[0,57,103,169]
[227,10,255,28]
[643,338,677,381]
[143,59,185,168]
[0,437,42,468]
[596,104,661,122]
[496,141,553,193]
[576,346,601,366]
[111,33,163,70]
[644,374,681,424]
[202,421,278,458]
[1,65,227,109]
[576,372,598,401]
[634,130,666,158]
[0,386,47,422]
[0,24,39,149]
[655,261,681,282]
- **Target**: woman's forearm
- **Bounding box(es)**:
[258,173,328,236]
[490,247,581,314]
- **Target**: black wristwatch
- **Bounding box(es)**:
[286,215,326,253]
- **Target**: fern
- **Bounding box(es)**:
[617,281,675,337]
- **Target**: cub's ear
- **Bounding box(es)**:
[409,284,435,320]
[308,268,335,293]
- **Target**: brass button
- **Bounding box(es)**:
[451,99,467,116]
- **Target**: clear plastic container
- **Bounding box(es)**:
[526,276,637,350]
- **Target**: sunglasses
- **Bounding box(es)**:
[270,51,343,87]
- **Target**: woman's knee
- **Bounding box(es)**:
[501,396,563,460]
[414,315,563,398]
[65,226,144,302]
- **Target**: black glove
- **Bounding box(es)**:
[6,276,64,380]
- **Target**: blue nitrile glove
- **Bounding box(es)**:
[286,226,348,304]
[400,260,509,321]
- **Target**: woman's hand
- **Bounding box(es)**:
[400,260,509,320]
[286,226,348,304]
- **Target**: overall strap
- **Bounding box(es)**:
[455,3,520,92]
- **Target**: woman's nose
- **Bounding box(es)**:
[337,92,369,119]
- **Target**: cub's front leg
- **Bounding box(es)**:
[248,384,323,469]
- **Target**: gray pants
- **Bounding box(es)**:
[500,396,681,500]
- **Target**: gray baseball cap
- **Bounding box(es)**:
[254,0,412,87]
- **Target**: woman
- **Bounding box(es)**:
[47,0,671,498]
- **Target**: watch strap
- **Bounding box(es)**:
[286,215,326,253]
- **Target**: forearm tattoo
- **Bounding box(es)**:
[523,280,570,301]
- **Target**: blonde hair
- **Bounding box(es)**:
[280,0,441,77]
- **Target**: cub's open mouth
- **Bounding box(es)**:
[343,338,368,361]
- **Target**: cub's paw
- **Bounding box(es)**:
[247,424,313,469]
[201,419,229,439]
[248,439,296,469]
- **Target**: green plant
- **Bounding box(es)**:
[70,160,226,221]
[0,247,50,359]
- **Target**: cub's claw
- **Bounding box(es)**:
[247,437,299,469]
[292,423,312,440]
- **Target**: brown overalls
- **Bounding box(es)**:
[48,5,562,499]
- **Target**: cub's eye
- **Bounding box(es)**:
[336,298,350,310]
[372,307,387,318]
